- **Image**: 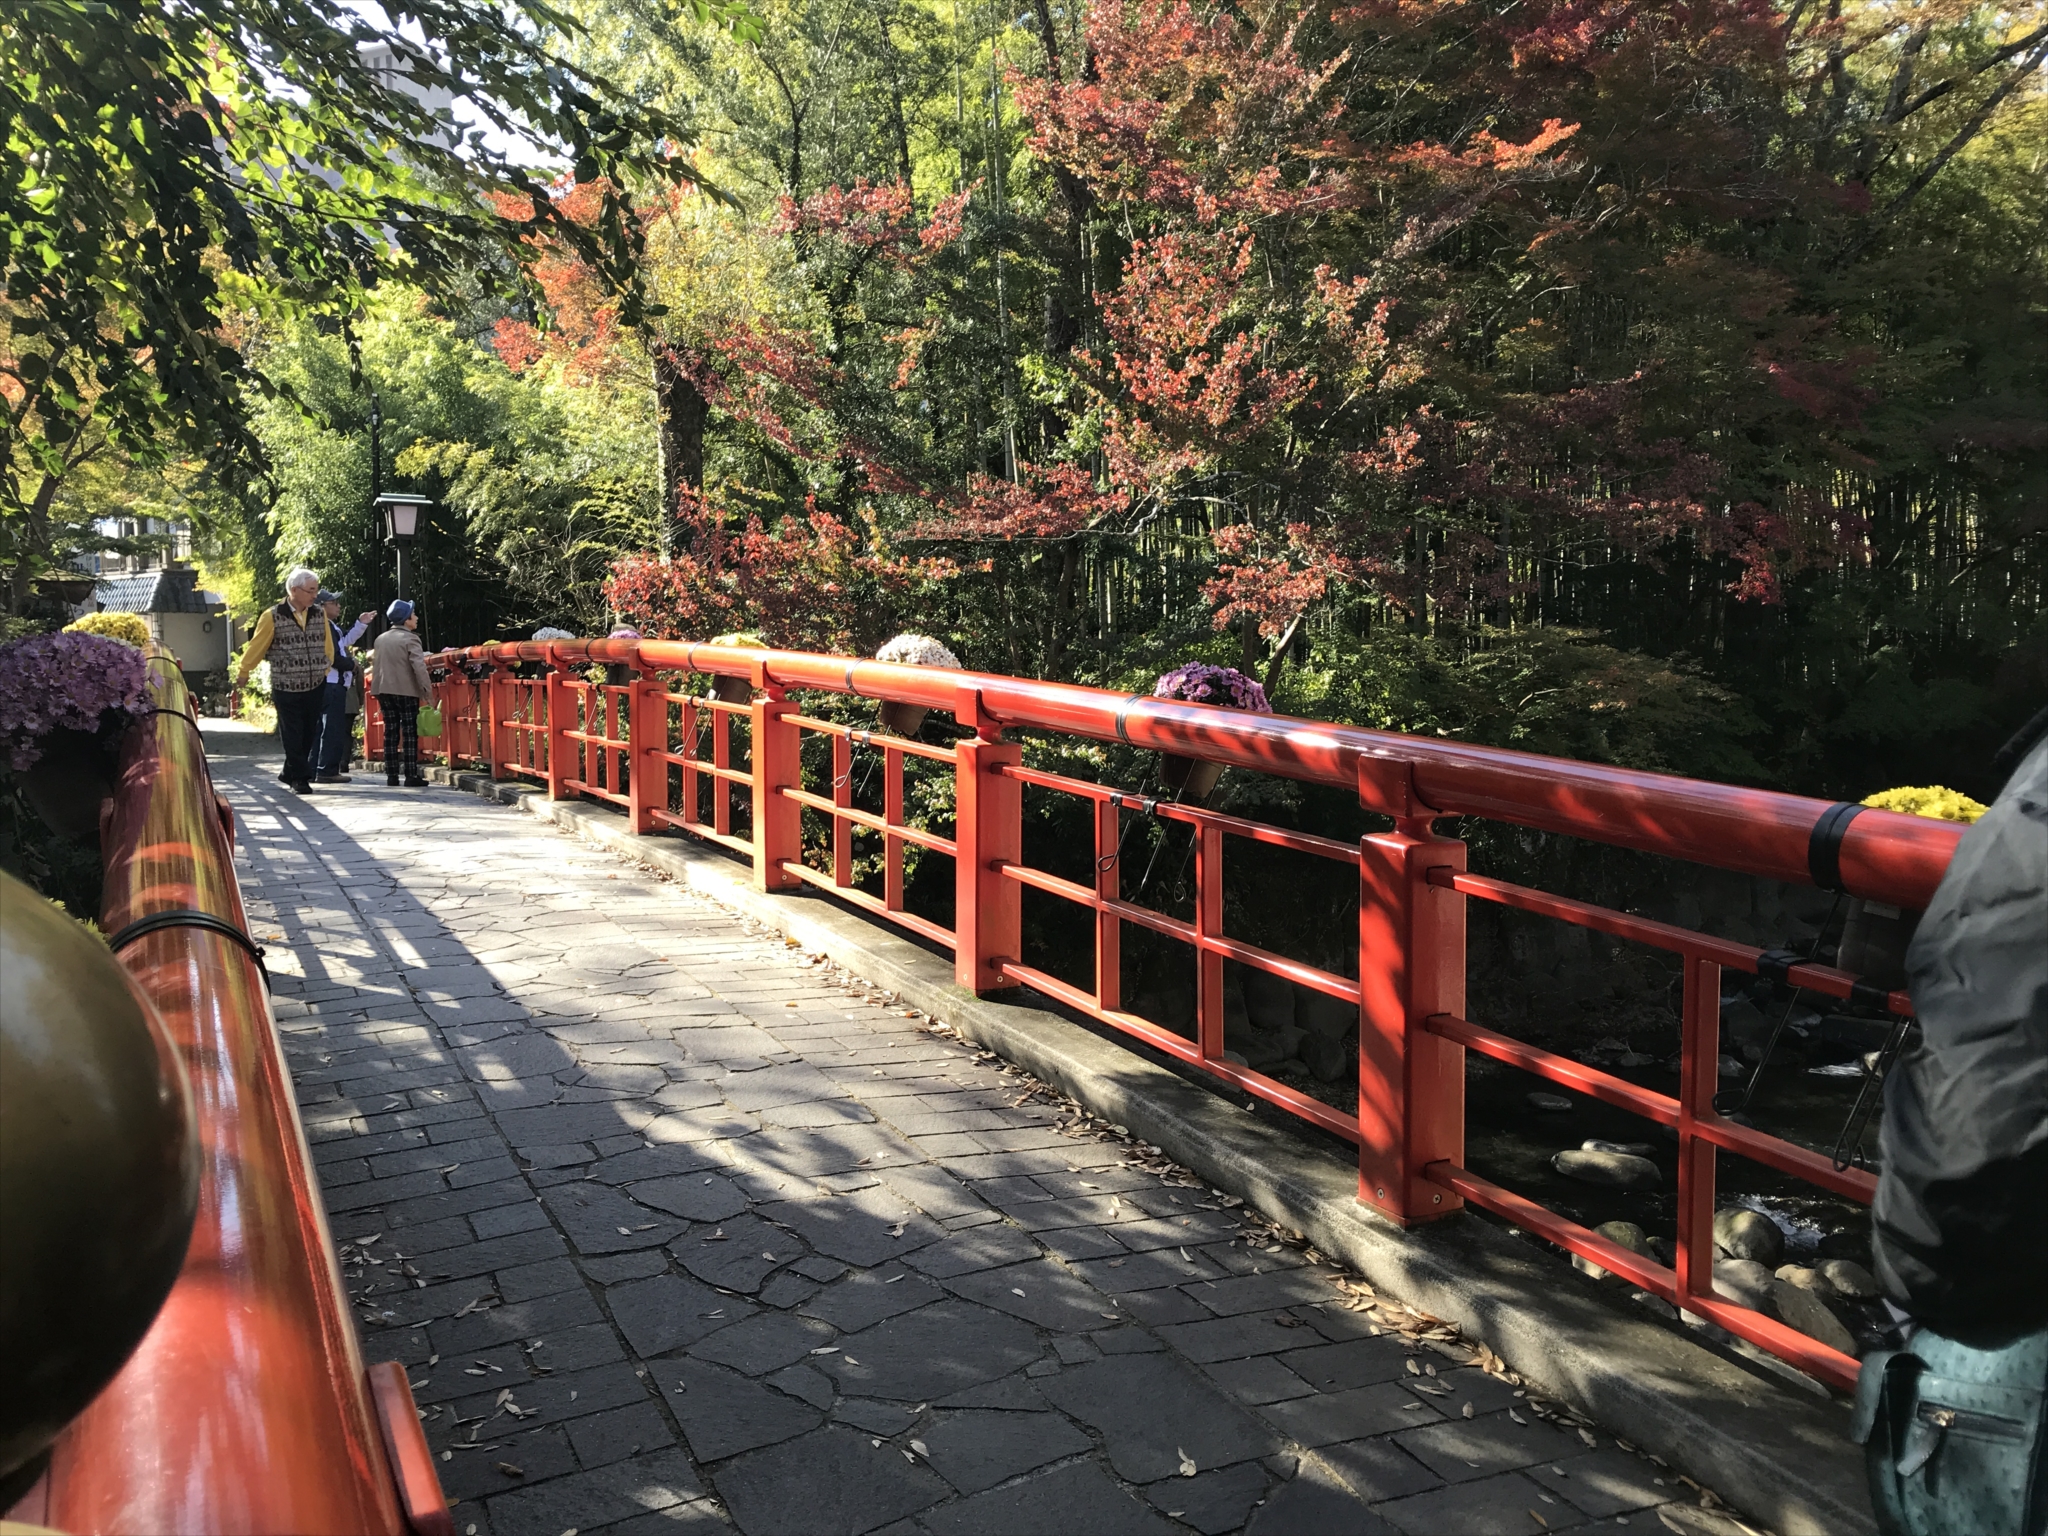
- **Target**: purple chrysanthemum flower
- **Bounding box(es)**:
[0,632,150,770]
[1153,663,1269,713]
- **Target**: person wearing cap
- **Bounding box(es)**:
[314,592,376,784]
[233,566,333,794]
[369,600,435,787]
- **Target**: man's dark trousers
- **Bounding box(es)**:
[316,680,350,774]
[274,685,325,789]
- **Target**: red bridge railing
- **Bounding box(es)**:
[19,653,450,1536]
[384,637,1958,1393]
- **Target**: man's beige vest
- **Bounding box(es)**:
[267,601,329,694]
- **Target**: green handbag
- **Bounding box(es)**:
[416,703,443,736]
[1853,1322,2048,1536]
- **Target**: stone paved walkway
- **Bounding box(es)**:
[217,758,1719,1536]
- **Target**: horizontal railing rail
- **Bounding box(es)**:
[404,635,1960,1393]
[27,652,449,1536]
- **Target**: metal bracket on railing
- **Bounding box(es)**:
[1807,801,1868,892]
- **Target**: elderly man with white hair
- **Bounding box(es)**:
[233,566,335,794]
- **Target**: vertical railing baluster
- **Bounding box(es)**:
[365,693,384,774]
[545,667,571,800]
[1195,822,1224,1062]
[885,745,905,914]
[1676,953,1721,1320]
[1095,799,1121,1014]
[680,694,699,829]
[712,702,732,837]
[833,733,853,888]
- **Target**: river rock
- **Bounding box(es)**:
[1583,1138,1655,1157]
[1712,1207,1784,1267]
[1711,1258,1776,1312]
[1298,1029,1348,1083]
[1296,985,1354,1041]
[1770,1278,1858,1354]
[1574,1220,1651,1282]
[1527,1091,1574,1112]
[1774,1264,1838,1300]
[1817,1227,1871,1261]
[1226,1018,1303,1071]
[1720,997,1772,1049]
[1819,1258,1880,1298]
[1553,1148,1660,1191]
[1631,1289,1679,1320]
[1242,966,1297,1032]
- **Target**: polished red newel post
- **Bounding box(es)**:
[628,668,666,836]
[954,720,1022,995]
[1355,759,1469,1224]
[752,677,803,891]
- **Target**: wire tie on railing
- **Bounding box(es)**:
[108,907,271,991]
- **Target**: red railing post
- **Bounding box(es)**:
[1356,762,1468,1224]
[751,682,802,891]
[483,662,506,779]
[1195,822,1225,1062]
[628,674,665,836]
[1095,799,1122,1013]
[954,727,1022,995]
[364,693,384,772]
[545,665,574,801]
[1675,955,1722,1317]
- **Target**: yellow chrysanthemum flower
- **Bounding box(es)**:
[1860,785,1988,823]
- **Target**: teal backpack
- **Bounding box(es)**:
[1853,1324,2048,1536]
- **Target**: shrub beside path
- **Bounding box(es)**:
[216,755,1764,1536]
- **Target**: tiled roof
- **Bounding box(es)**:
[94,566,218,613]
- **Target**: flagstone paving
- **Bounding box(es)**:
[216,756,1736,1536]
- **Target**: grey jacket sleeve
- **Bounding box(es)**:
[1872,736,2048,1343]
[407,635,435,697]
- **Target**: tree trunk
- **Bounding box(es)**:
[5,470,63,617]
[653,350,708,554]
[1047,538,1080,679]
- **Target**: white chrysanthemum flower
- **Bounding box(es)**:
[876,633,960,669]
[531,626,576,642]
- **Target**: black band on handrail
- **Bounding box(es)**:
[1114,693,1148,745]
[1807,801,1866,892]
[1754,948,1803,987]
[108,908,270,990]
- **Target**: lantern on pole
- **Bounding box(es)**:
[374,493,428,603]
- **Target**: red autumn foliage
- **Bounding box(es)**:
[604,491,921,654]
[911,460,1119,542]
[772,180,974,268]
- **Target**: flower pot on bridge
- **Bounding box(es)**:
[1159,753,1223,802]
[873,634,960,739]
[1151,663,1270,806]
[878,700,930,736]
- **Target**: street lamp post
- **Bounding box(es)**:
[374,493,427,604]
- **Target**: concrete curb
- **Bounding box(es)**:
[434,767,1876,1536]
